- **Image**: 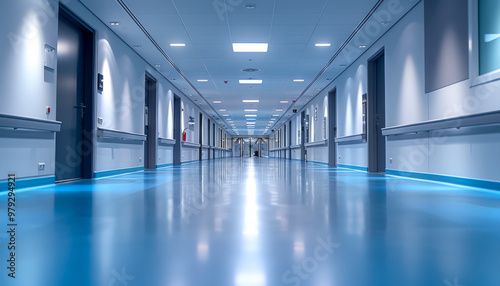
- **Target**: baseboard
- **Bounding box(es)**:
[386,169,500,190]
[307,160,329,165]
[180,160,199,165]
[0,175,55,192]
[338,164,369,172]
[94,167,144,179]
[156,163,173,168]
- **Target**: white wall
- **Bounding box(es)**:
[272,0,500,183]
[0,0,231,182]
[0,0,59,179]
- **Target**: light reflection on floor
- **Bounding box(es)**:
[1,158,500,286]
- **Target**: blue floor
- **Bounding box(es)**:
[2,158,500,286]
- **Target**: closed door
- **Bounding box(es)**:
[56,16,85,182]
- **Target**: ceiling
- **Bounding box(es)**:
[79,0,388,136]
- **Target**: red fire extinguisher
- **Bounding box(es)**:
[182,128,187,142]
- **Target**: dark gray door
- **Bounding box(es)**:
[207,119,211,160]
[144,75,157,169]
[300,111,306,161]
[328,89,337,166]
[173,96,181,165]
[368,52,386,173]
[199,113,203,160]
[376,55,386,172]
[56,16,85,182]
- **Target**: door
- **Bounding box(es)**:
[207,119,211,160]
[173,96,181,165]
[368,51,386,173]
[56,13,90,182]
[199,113,203,160]
[328,89,337,166]
[300,111,306,161]
[144,74,157,169]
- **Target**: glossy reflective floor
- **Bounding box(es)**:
[2,158,500,286]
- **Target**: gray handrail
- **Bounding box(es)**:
[97,128,146,141]
[158,137,175,145]
[181,141,201,148]
[335,133,366,143]
[382,110,500,136]
[0,113,62,132]
[304,140,328,147]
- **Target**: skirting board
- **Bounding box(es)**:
[94,167,144,179]
[0,176,55,192]
[337,164,369,172]
[386,169,500,191]
[156,163,174,168]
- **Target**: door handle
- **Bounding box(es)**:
[74,104,86,109]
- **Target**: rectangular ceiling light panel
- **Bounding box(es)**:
[233,43,268,52]
[239,80,262,84]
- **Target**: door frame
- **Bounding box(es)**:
[367,48,386,173]
[173,95,181,165]
[58,5,95,181]
[328,87,337,166]
[199,113,203,161]
[144,72,157,169]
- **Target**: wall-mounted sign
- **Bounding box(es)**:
[188,116,195,125]
[98,73,104,91]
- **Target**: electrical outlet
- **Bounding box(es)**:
[38,163,45,170]
[98,117,103,125]
[390,158,393,164]
[139,158,142,162]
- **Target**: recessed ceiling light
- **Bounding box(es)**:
[170,43,186,47]
[243,100,259,103]
[359,45,367,48]
[293,79,305,82]
[246,4,256,9]
[197,79,208,82]
[272,114,280,117]
[244,109,258,112]
[315,43,331,47]
[110,22,120,26]
[276,109,283,112]
[213,101,222,103]
[245,115,257,117]
[233,43,268,53]
[155,64,161,68]
[223,114,229,116]
[239,79,262,84]
[219,109,226,111]
[280,101,289,103]
[241,68,260,72]
[247,122,256,125]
